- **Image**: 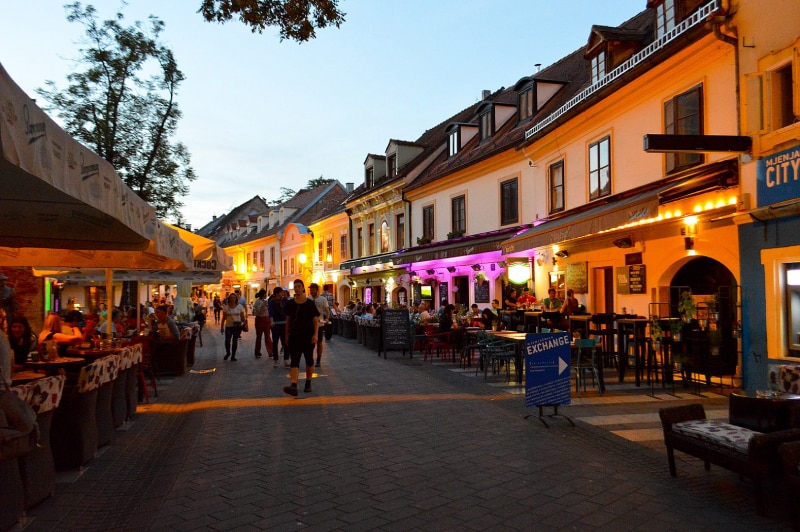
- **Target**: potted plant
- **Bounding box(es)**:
[650,318,663,352]
[416,236,432,245]
[677,290,696,322]
[707,291,720,321]
[446,229,465,239]
[670,319,683,342]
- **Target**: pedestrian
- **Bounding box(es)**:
[269,287,288,367]
[322,285,335,341]
[220,293,246,361]
[308,282,330,367]
[283,279,320,396]
[212,295,222,324]
[252,288,274,363]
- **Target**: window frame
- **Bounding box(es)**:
[395,213,405,250]
[325,238,333,264]
[339,234,348,261]
[368,223,375,255]
[365,166,374,188]
[387,154,397,178]
[448,129,459,157]
[664,84,704,174]
[356,227,363,258]
[590,52,606,85]
[422,205,435,241]
[588,136,611,201]
[518,86,534,121]
[479,109,493,141]
[655,0,676,39]
[500,178,519,226]
[380,220,390,253]
[451,195,466,234]
[549,160,565,214]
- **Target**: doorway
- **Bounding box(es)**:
[592,267,614,313]
[453,275,469,306]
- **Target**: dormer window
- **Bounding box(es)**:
[654,0,676,39]
[365,166,374,188]
[479,109,493,141]
[518,86,534,121]
[387,154,397,177]
[448,128,459,157]
[590,52,606,85]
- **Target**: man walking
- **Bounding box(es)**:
[252,289,273,362]
[308,283,330,367]
[283,279,319,396]
[269,287,288,367]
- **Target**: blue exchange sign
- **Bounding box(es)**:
[525,332,571,408]
[757,144,800,208]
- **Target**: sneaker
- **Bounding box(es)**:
[283,385,298,397]
[304,381,312,393]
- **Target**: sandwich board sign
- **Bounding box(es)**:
[524,332,571,408]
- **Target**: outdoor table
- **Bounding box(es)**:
[24,357,86,376]
[487,330,527,384]
[10,370,45,385]
[616,318,649,386]
[66,346,122,361]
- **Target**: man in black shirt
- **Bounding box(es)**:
[283,279,320,396]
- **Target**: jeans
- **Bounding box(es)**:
[255,316,272,357]
[224,324,241,357]
[271,322,286,360]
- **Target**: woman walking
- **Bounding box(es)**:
[220,294,247,361]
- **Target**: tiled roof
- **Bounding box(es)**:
[195,196,269,240]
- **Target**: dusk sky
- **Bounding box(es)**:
[0,0,642,230]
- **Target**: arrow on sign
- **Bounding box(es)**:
[559,357,569,375]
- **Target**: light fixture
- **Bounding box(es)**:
[507,262,531,284]
[447,266,457,273]
[613,237,633,249]
[555,250,569,258]
[471,264,482,271]
[496,261,507,268]
[426,269,436,275]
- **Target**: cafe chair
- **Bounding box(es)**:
[572,339,602,394]
[424,330,455,363]
[95,354,119,449]
[152,338,189,378]
[477,340,517,381]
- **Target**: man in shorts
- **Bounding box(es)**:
[308,283,330,368]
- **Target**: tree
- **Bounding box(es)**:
[38,2,195,222]
[198,0,345,42]
[306,176,333,189]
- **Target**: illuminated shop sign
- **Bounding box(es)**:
[757,144,800,207]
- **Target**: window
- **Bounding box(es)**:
[259,250,265,271]
[368,223,375,255]
[246,252,251,273]
[380,220,390,253]
[451,195,466,234]
[318,240,323,262]
[395,213,405,249]
[590,52,606,85]
[479,109,493,141]
[283,259,287,276]
[357,227,363,258]
[448,129,459,157]
[422,205,435,241]
[771,63,795,130]
[500,178,518,225]
[340,234,348,260]
[549,160,564,213]
[365,166,374,188]
[655,0,676,39]
[518,87,534,121]
[387,154,397,177]
[665,85,703,173]
[588,137,611,200]
[290,257,295,275]
[270,247,275,267]
[326,238,333,263]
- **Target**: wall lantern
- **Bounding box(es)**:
[471,264,482,271]
[613,237,633,249]
[446,266,457,273]
[426,269,436,275]
[555,250,569,259]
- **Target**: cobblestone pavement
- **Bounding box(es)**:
[21,323,795,531]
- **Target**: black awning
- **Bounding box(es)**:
[339,251,396,271]
[393,226,526,265]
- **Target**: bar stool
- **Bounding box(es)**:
[590,313,617,369]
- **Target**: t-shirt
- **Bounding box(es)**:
[285,298,320,341]
[309,294,330,322]
[253,298,269,318]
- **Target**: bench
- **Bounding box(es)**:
[659,403,800,515]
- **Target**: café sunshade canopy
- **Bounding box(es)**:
[0,62,156,251]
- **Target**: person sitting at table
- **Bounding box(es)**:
[154,305,181,340]
[516,287,537,309]
[361,305,376,320]
[469,303,483,327]
[39,312,85,357]
[560,289,580,317]
[418,302,431,321]
[503,288,518,310]
[95,308,126,338]
[438,304,455,333]
[542,288,562,311]
[8,315,36,366]
[481,307,502,330]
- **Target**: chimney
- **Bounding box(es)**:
[186,224,192,232]
[212,215,217,221]
[345,182,354,193]
[482,89,491,100]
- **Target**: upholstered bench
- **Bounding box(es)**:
[659,403,800,515]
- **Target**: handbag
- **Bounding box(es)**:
[0,369,38,461]
[242,320,249,333]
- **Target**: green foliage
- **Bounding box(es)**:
[38,2,195,221]
[198,0,346,42]
[677,291,697,320]
[650,318,662,342]
[306,176,333,189]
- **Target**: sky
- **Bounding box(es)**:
[0,0,644,231]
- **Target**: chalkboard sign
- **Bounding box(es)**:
[381,308,411,359]
[438,282,449,305]
[474,277,490,303]
[566,261,588,294]
[629,264,646,294]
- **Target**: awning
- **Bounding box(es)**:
[501,189,663,254]
[340,251,396,271]
[393,226,526,265]
[168,224,233,273]
[501,160,738,254]
[0,63,157,251]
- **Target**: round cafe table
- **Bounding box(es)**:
[24,357,86,376]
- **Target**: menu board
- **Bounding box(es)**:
[629,264,646,294]
[566,261,588,294]
[438,282,449,305]
[474,277,490,303]
[381,308,411,359]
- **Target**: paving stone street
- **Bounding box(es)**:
[22,322,796,531]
